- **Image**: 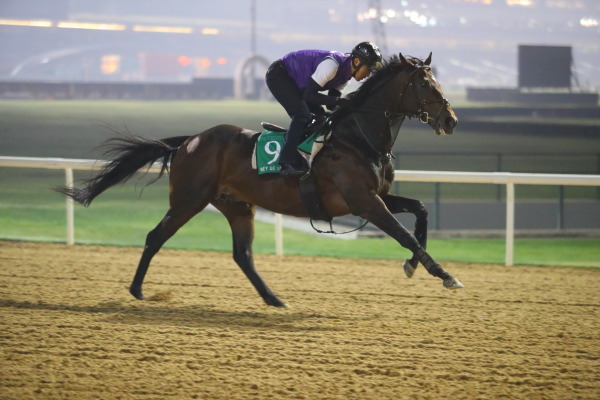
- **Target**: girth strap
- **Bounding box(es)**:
[298,172,332,223]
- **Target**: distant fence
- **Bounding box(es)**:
[392,151,600,215]
[0,78,234,100]
[395,152,600,176]
[1,156,599,266]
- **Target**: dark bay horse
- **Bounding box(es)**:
[58,53,463,307]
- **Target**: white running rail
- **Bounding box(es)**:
[1,156,599,266]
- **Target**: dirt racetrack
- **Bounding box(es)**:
[0,240,598,400]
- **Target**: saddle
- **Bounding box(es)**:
[253,118,332,174]
[253,119,333,222]
[261,122,285,132]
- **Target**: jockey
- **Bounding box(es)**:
[265,42,383,176]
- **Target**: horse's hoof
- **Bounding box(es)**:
[129,286,144,300]
[403,259,417,278]
[265,296,288,308]
[270,300,289,308]
[443,277,464,289]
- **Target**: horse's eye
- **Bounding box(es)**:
[421,80,429,88]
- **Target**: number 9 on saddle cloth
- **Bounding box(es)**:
[252,118,331,175]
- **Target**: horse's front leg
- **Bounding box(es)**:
[381,194,427,278]
[354,193,462,289]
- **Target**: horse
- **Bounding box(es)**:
[57,53,462,308]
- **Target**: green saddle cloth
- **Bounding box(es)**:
[256,130,284,175]
[255,129,324,175]
[297,130,324,155]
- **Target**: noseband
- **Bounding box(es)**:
[342,64,450,159]
[350,64,450,126]
[409,68,450,126]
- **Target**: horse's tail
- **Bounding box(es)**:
[56,135,190,206]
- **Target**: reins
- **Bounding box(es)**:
[343,64,449,159]
[348,65,449,124]
[307,60,449,236]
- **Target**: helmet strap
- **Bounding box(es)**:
[351,57,365,78]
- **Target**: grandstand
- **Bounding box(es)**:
[0,0,598,98]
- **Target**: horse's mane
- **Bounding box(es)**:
[346,54,425,106]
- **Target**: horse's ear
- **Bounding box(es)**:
[425,52,432,66]
[399,52,408,65]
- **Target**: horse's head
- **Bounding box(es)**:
[398,53,457,135]
[338,53,458,157]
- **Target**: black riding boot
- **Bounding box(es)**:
[279,115,310,176]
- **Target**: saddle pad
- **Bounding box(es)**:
[298,130,328,155]
[255,130,284,175]
[252,129,330,175]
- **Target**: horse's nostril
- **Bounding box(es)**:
[445,117,457,129]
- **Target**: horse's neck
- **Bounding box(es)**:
[360,70,417,149]
[352,84,401,153]
[333,72,413,157]
[332,111,394,159]
[380,70,414,116]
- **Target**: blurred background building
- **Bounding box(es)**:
[0,0,598,97]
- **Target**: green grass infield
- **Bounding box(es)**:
[0,169,597,268]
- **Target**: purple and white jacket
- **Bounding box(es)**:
[281,50,352,91]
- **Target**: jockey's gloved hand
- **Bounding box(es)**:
[326,88,342,111]
[335,97,353,109]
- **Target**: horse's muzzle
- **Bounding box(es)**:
[434,115,457,136]
[445,116,457,132]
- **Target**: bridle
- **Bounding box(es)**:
[310,62,450,235]
[342,63,450,159]
[351,64,450,125]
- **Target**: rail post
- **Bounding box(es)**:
[65,167,75,245]
[433,182,440,230]
[557,185,565,230]
[274,213,283,256]
[505,182,515,267]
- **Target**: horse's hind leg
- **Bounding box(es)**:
[215,202,287,307]
[130,204,203,300]
[381,194,428,278]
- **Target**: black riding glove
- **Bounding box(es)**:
[335,97,353,109]
[326,89,342,111]
[304,78,336,107]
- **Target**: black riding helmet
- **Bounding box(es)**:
[351,42,383,71]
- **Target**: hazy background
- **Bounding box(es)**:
[0,0,598,256]
[1,0,599,91]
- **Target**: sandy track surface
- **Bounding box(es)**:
[0,240,598,400]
